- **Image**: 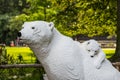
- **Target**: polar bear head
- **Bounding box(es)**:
[82,39,101,57]
[18,21,54,44]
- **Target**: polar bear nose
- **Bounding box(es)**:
[91,55,94,58]
[18,32,22,37]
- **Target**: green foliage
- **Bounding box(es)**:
[0,0,28,44]
[0,68,45,80]
[77,0,116,37]
[0,45,7,64]
[0,0,117,43]
[8,0,117,38]
[0,46,45,80]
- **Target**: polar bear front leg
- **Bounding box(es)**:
[94,50,106,69]
[94,61,102,69]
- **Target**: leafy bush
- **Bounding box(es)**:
[0,68,45,80]
[0,47,45,80]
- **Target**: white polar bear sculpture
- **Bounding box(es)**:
[82,39,106,69]
[18,20,120,80]
[81,39,120,80]
[18,21,84,80]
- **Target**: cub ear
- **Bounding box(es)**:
[49,22,54,31]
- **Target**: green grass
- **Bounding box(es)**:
[6,47,115,63]
[102,48,115,58]
[6,47,36,63]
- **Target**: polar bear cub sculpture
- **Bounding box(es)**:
[18,21,84,80]
[82,39,105,69]
[81,39,120,80]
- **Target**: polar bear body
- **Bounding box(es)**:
[18,21,120,80]
[19,21,84,80]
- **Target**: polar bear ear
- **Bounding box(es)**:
[49,22,54,31]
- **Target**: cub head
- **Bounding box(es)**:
[82,39,101,57]
[18,21,54,44]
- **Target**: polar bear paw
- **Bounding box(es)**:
[95,63,101,69]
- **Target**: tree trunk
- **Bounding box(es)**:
[110,0,120,62]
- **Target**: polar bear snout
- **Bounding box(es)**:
[18,32,22,37]
[91,55,94,58]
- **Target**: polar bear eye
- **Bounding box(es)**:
[95,51,98,54]
[87,42,90,45]
[95,51,97,52]
[88,50,90,52]
[32,27,35,29]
